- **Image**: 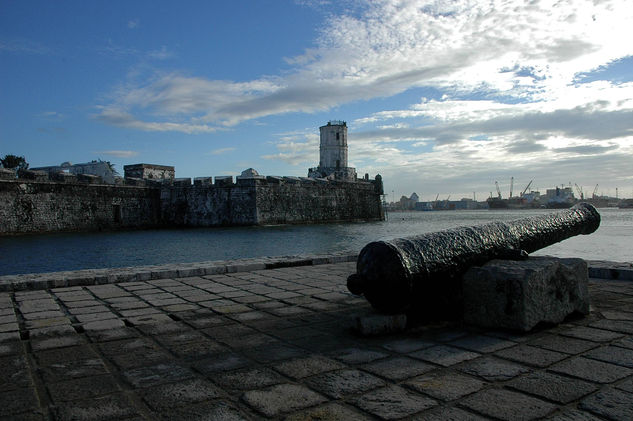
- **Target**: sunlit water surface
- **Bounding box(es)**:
[1,208,631,275]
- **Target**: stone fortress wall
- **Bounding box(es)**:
[0,169,161,234]
[0,121,384,235]
[0,170,383,234]
[162,173,383,227]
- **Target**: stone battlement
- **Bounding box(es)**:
[1,167,379,189]
[0,170,383,234]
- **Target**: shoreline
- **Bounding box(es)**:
[1,253,631,292]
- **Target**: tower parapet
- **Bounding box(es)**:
[308,120,357,181]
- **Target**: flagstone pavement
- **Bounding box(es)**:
[1,260,632,420]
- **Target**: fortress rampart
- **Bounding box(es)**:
[162,175,383,227]
[0,171,383,235]
[0,177,161,234]
[0,121,384,235]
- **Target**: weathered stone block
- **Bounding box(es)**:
[354,313,407,336]
[214,176,233,186]
[0,168,15,180]
[17,169,48,181]
[77,173,102,184]
[193,177,212,186]
[173,177,191,187]
[124,177,146,186]
[265,175,283,184]
[463,257,589,332]
[50,172,77,183]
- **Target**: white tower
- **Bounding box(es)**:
[308,120,356,180]
[319,120,348,169]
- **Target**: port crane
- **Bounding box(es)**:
[574,184,584,200]
[509,177,514,199]
[520,180,533,197]
[592,184,599,199]
[495,181,502,199]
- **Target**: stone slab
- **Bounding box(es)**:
[361,356,435,381]
[463,257,589,331]
[273,355,344,379]
[458,356,532,381]
[579,387,633,420]
[0,387,40,418]
[286,403,374,421]
[508,371,598,404]
[138,378,221,411]
[153,401,247,421]
[405,372,485,401]
[306,369,385,399]
[213,366,285,390]
[355,313,407,335]
[460,388,556,420]
[549,356,633,383]
[52,393,139,421]
[409,345,480,367]
[353,385,437,419]
[241,383,327,418]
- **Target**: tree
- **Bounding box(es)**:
[0,154,29,170]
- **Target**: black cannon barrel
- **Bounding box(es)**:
[348,202,600,314]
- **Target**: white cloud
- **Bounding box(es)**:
[147,46,174,60]
[260,128,321,166]
[0,38,51,55]
[95,106,219,134]
[96,0,633,183]
[127,19,139,29]
[208,147,236,155]
[38,111,65,120]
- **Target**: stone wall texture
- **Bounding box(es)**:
[1,176,383,234]
[255,179,382,224]
[160,181,258,226]
[0,180,161,234]
[160,178,383,227]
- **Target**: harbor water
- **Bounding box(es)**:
[1,208,631,276]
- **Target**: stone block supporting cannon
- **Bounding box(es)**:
[347,203,600,320]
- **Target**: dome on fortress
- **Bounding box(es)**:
[240,168,260,178]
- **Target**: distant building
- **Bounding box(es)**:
[31,161,118,184]
[395,193,420,210]
[123,164,175,181]
[308,121,357,181]
[415,201,434,211]
[545,187,575,208]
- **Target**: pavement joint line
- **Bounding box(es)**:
[2,260,632,419]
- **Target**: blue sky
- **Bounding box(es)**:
[1,0,632,201]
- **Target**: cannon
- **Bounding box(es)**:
[347,203,600,315]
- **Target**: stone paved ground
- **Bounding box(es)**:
[1,261,632,420]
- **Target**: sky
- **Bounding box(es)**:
[1,0,632,202]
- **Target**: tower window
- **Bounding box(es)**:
[336,132,340,140]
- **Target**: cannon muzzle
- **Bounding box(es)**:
[348,203,600,314]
